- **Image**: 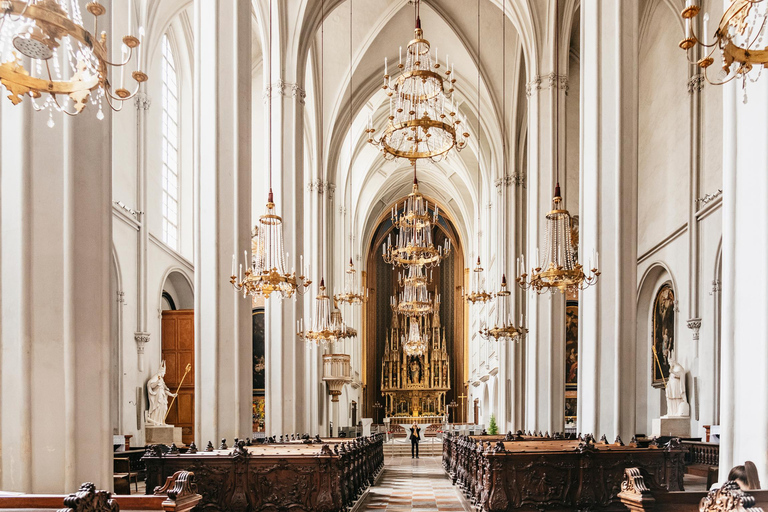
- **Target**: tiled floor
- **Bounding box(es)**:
[360,456,471,511]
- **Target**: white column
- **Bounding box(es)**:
[193,0,252,445]
[578,0,639,442]
[525,73,566,435]
[1,100,112,491]
[719,73,768,479]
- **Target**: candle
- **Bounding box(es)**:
[138,27,145,70]
[385,57,388,75]
[703,13,709,46]
[239,264,243,281]
[120,44,127,86]
[435,47,438,66]
[232,255,235,276]
[399,46,402,65]
[128,0,133,33]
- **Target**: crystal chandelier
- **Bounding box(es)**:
[516,185,600,294]
[0,0,147,120]
[382,164,451,268]
[679,0,768,96]
[480,275,527,342]
[230,0,310,300]
[333,258,368,305]
[516,0,599,295]
[402,317,428,357]
[364,0,468,163]
[297,279,345,345]
[391,264,438,317]
[231,193,312,299]
[464,257,492,304]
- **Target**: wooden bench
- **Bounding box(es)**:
[0,470,201,511]
[682,440,720,488]
[619,467,767,511]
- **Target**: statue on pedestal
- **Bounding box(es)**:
[664,360,690,417]
[146,361,177,426]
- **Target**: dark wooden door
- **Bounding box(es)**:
[161,310,195,444]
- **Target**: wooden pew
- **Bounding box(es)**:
[142,434,385,512]
[443,433,686,511]
[0,470,201,511]
[619,467,768,511]
[682,440,720,488]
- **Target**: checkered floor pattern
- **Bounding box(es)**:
[359,456,471,511]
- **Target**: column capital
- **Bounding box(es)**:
[686,318,702,341]
[687,74,704,94]
[264,80,306,104]
[526,73,569,97]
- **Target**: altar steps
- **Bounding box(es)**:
[383,441,443,457]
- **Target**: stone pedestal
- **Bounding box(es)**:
[361,418,373,437]
[145,425,183,445]
[652,416,690,438]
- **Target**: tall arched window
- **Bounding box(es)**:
[161,34,179,250]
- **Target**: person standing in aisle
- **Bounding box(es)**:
[410,422,421,458]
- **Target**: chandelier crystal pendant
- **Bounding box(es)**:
[480,275,528,342]
[333,258,368,305]
[391,264,438,317]
[297,278,345,345]
[364,0,468,163]
[402,317,428,357]
[382,164,451,268]
[679,0,768,97]
[0,0,148,119]
[464,257,492,304]
[231,191,312,299]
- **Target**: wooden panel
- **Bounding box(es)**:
[161,310,195,445]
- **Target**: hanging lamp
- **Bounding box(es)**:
[365,0,468,163]
[231,0,311,299]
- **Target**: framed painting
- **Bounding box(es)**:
[565,390,577,424]
[565,301,578,390]
[252,308,265,392]
[652,283,675,388]
[252,395,265,432]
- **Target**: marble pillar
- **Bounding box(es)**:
[0,102,112,490]
[719,71,768,480]
[578,0,639,442]
[193,0,252,445]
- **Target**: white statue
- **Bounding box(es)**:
[664,360,690,417]
[145,361,177,426]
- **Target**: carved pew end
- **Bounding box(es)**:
[154,470,203,512]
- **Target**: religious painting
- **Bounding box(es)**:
[565,301,579,390]
[252,395,265,432]
[252,308,265,392]
[565,390,577,424]
[407,356,423,385]
[652,283,675,388]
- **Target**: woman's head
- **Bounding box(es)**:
[728,465,749,489]
[412,422,417,428]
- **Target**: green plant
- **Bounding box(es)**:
[488,414,498,435]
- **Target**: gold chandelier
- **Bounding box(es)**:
[516,185,600,294]
[382,164,451,268]
[679,0,768,94]
[333,258,368,305]
[0,0,147,121]
[231,0,309,300]
[364,0,468,163]
[391,264,437,317]
[464,257,492,304]
[480,275,527,341]
[402,317,428,357]
[297,279,348,345]
[516,0,599,295]
[231,192,311,299]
